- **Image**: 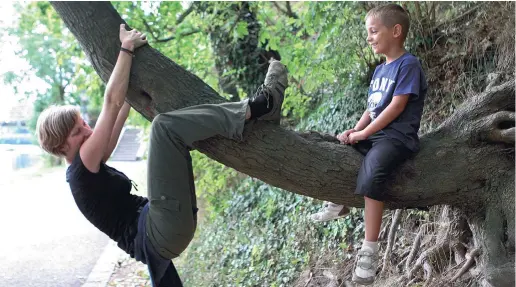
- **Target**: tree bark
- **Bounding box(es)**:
[50,2,514,284]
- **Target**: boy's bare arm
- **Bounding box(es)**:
[336,110,371,144]
[354,110,372,131]
[362,95,409,137]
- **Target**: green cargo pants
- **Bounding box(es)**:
[145,100,249,259]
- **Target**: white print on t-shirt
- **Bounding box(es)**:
[368,92,382,119]
[370,77,396,93]
[368,77,396,120]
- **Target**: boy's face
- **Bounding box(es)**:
[365,16,400,55]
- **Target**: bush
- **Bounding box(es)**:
[177,178,364,287]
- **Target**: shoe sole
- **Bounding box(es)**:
[311,214,347,222]
[310,206,350,222]
[352,273,374,285]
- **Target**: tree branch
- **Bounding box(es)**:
[50,1,514,211]
[142,7,200,43]
[272,2,298,19]
[286,2,298,19]
[176,3,195,25]
[142,18,160,40]
[499,127,515,143]
[432,4,485,31]
[478,81,515,111]
[155,29,201,43]
[272,2,287,15]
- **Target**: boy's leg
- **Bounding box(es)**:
[364,197,384,241]
[352,138,412,285]
[309,138,374,223]
[145,60,288,260]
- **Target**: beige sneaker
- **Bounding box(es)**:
[310,202,350,222]
[352,246,379,285]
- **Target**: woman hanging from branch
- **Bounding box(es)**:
[36,24,288,286]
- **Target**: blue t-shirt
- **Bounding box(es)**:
[367,52,427,152]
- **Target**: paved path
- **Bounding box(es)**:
[0,166,109,287]
[0,161,146,287]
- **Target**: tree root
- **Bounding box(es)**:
[378,213,392,241]
[482,111,515,144]
[478,80,515,111]
[405,223,439,274]
[303,271,313,287]
[485,73,503,91]
[408,240,451,281]
[423,276,434,287]
[451,241,466,265]
[423,261,434,285]
[451,248,480,281]
[396,250,411,273]
[407,277,420,286]
[381,209,402,276]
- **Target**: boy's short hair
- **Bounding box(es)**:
[36,105,80,158]
[366,4,410,41]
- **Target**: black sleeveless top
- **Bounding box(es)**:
[66,152,148,257]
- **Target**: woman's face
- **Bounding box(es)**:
[62,114,92,156]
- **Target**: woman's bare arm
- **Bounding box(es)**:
[80,24,146,172]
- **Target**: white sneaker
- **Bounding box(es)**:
[352,246,379,285]
[310,202,349,222]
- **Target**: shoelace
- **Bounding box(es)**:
[254,84,272,108]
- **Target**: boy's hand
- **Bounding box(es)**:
[348,131,368,144]
[336,129,356,144]
[119,24,147,50]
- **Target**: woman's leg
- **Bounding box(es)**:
[145,100,249,259]
[146,60,288,260]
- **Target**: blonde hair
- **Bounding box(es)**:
[36,105,80,157]
[366,4,410,41]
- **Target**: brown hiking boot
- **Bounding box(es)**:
[254,60,288,123]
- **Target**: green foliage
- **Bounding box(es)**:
[297,82,368,135]
[190,150,239,217]
[177,179,364,287]
[252,2,377,125]
[112,2,220,94]
[5,2,107,137]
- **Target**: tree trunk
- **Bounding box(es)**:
[50,2,514,285]
[194,2,281,101]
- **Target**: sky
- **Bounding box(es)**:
[0,2,47,122]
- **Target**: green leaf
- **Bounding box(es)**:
[234,21,249,39]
